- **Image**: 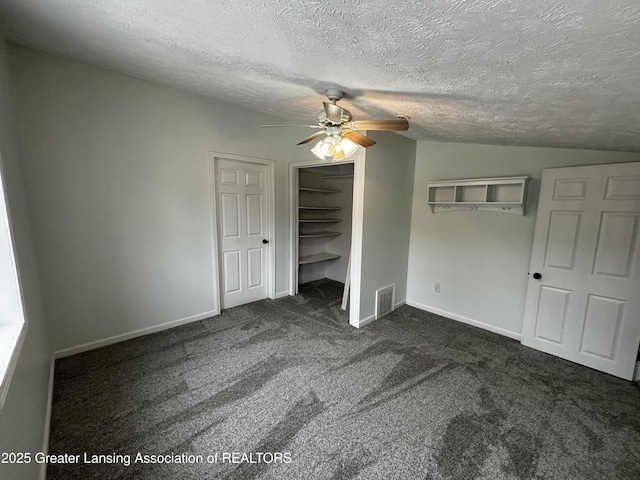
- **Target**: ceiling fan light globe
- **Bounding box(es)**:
[340,138,358,158]
[310,140,325,160]
[333,149,345,160]
[320,141,336,157]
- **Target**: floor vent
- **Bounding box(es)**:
[375,284,396,320]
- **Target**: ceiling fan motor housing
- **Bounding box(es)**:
[316,88,352,125]
[316,109,352,125]
[325,88,344,102]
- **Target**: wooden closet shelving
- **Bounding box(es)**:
[299,187,341,195]
[299,252,341,265]
[298,231,342,238]
[298,184,342,265]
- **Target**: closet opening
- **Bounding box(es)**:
[289,159,363,326]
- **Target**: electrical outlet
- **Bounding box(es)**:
[434,282,440,293]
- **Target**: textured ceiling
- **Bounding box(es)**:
[1,1,639,151]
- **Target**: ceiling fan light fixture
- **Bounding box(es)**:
[339,137,358,158]
[333,146,345,160]
[311,140,325,160]
[319,137,336,157]
[310,134,358,161]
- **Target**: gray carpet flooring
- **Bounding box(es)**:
[48,279,640,479]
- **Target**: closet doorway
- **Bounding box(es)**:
[289,157,365,326]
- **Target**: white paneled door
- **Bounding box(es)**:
[216,159,269,309]
[522,162,640,379]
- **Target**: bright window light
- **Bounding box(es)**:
[0,155,27,409]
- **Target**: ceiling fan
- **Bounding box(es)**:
[262,88,409,160]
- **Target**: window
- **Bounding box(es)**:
[0,155,27,409]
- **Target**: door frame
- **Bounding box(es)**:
[289,152,365,326]
[209,152,276,311]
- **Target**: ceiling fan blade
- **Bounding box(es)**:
[323,102,344,124]
[261,124,321,128]
[297,131,326,145]
[351,119,409,131]
[342,130,376,148]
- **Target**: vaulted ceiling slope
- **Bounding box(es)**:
[1,1,639,152]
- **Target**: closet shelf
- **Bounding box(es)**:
[299,252,341,265]
[299,206,343,210]
[299,187,341,195]
[299,218,342,223]
[319,174,354,179]
[299,231,342,238]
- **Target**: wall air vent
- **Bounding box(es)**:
[375,284,396,320]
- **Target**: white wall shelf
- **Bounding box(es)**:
[299,231,342,238]
[319,174,354,180]
[299,206,343,211]
[299,218,342,223]
[299,187,341,195]
[299,252,341,265]
[427,176,529,215]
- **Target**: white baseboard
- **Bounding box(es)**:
[39,356,55,480]
[350,314,375,329]
[274,290,290,299]
[349,299,407,329]
[406,300,521,341]
[53,309,220,359]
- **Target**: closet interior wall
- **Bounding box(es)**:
[298,164,354,286]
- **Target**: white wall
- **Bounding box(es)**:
[7,45,322,352]
[8,45,401,351]
[17,40,636,361]
[359,130,416,321]
[407,141,640,337]
[0,40,52,480]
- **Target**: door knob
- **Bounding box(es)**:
[533,272,542,280]
[262,239,269,244]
